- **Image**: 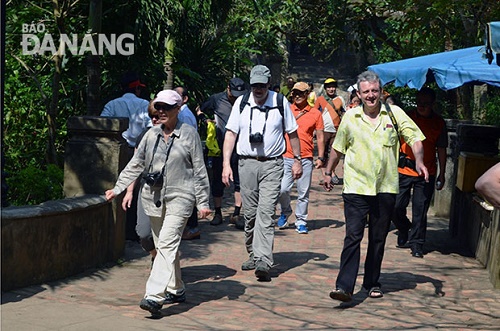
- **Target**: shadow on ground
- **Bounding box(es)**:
[271,251,329,279]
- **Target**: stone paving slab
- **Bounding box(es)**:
[2,166,500,330]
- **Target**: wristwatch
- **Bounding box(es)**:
[318,157,326,162]
[324,172,332,176]
[294,155,302,161]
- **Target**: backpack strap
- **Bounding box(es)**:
[326,96,344,117]
[240,92,285,131]
[239,92,251,113]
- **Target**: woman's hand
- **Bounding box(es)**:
[105,189,116,201]
[198,208,212,219]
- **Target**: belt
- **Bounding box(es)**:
[240,155,282,161]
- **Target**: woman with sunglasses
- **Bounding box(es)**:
[105,90,211,317]
[121,101,161,264]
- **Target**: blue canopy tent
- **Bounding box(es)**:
[367,46,500,90]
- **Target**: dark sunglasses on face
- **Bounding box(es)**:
[293,91,307,97]
[154,103,177,111]
[151,115,160,120]
[251,83,267,89]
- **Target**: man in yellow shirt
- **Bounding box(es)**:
[323,71,428,302]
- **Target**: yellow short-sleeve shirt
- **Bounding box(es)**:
[333,104,425,195]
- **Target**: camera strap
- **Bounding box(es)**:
[384,103,399,134]
[384,103,410,166]
[147,133,176,177]
[384,103,403,147]
[249,106,270,136]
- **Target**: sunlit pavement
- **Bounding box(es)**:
[2,162,500,330]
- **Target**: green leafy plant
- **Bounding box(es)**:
[6,163,64,206]
[481,94,500,127]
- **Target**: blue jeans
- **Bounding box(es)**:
[279,157,313,226]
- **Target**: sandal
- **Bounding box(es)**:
[368,287,383,299]
[329,288,352,302]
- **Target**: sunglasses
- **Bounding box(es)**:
[293,91,307,97]
[251,83,267,89]
[151,115,160,120]
[154,103,178,111]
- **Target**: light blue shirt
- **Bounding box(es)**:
[178,104,197,129]
[101,93,152,147]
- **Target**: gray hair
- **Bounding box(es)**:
[356,71,381,92]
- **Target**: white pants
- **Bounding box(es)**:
[145,212,187,303]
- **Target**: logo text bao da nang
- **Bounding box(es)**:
[21,23,134,56]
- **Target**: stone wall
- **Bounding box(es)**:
[463,194,500,288]
[1,195,114,291]
[1,116,133,291]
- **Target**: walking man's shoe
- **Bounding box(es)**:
[210,213,223,226]
[182,227,201,240]
[229,215,245,230]
[235,215,245,230]
[396,229,409,248]
[241,253,256,270]
[277,214,288,229]
[139,298,163,317]
[411,244,424,258]
[296,224,308,234]
[229,214,239,224]
[329,288,352,302]
[164,291,186,304]
[254,261,271,281]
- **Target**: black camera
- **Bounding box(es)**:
[249,132,264,144]
[143,172,163,189]
[398,152,416,170]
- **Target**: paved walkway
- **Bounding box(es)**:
[2,165,500,330]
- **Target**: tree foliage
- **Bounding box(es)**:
[3,0,500,205]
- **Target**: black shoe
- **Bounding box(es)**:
[254,261,271,281]
[396,230,409,248]
[411,244,424,258]
[139,298,162,317]
[235,216,245,230]
[210,213,223,226]
[164,291,186,304]
[329,288,352,302]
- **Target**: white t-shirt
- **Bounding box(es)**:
[226,91,298,158]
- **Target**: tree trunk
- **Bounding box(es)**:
[163,37,174,90]
[86,0,102,116]
[46,0,65,166]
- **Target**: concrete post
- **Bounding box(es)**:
[63,116,131,259]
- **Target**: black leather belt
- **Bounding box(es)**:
[240,155,281,161]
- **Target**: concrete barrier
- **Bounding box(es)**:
[451,189,500,288]
[1,195,118,291]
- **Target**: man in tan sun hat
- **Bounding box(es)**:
[315,77,345,184]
